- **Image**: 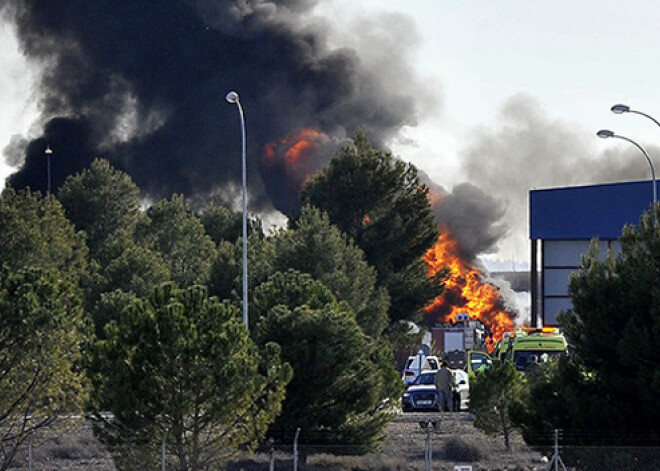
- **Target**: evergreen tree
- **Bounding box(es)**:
[300,132,441,326]
[514,209,660,449]
[0,268,88,469]
[271,206,389,337]
[252,271,402,449]
[200,198,263,245]
[137,195,217,288]
[0,187,87,280]
[470,361,526,450]
[58,159,142,259]
[87,283,291,470]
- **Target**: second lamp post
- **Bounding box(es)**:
[597,129,657,225]
[226,90,249,330]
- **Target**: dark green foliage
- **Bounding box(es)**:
[559,214,660,438]
[87,283,292,470]
[208,240,240,301]
[137,195,217,288]
[0,267,88,469]
[0,187,87,280]
[514,209,660,447]
[253,275,402,448]
[208,235,274,307]
[251,270,338,325]
[83,230,171,320]
[470,361,526,450]
[99,241,170,298]
[384,259,444,325]
[200,199,263,245]
[300,132,441,327]
[58,159,142,259]
[200,201,243,244]
[565,216,660,436]
[271,206,389,337]
[91,290,141,339]
[510,357,603,450]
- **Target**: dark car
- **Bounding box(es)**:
[402,370,441,412]
[401,370,470,412]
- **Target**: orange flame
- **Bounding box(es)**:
[261,128,328,186]
[423,227,514,353]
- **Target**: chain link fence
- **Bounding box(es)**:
[4,417,660,470]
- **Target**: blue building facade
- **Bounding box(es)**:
[529,180,657,325]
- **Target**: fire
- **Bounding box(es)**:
[261,128,329,186]
[423,227,514,353]
[260,128,331,214]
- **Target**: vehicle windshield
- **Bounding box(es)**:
[413,373,436,385]
[470,353,493,372]
[514,350,566,370]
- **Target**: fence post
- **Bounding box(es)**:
[546,428,567,471]
[420,420,439,471]
[161,428,168,471]
[269,438,275,471]
[293,427,300,471]
[425,425,432,471]
[28,431,33,471]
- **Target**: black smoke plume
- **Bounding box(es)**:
[1,0,419,215]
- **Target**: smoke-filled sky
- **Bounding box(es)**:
[2,0,660,266]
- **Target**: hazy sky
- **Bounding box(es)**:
[3,1,660,267]
[319,0,660,266]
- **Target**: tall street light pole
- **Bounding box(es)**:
[226,90,249,330]
[611,103,660,129]
[597,129,657,225]
[45,145,53,195]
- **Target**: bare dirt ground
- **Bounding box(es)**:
[7,413,548,470]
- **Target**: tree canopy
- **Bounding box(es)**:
[300,132,441,326]
[87,283,291,470]
[270,206,389,337]
[58,159,142,259]
[137,195,217,288]
[0,267,88,469]
[0,187,87,279]
[252,271,401,448]
[512,209,660,449]
[557,212,660,439]
[469,361,526,450]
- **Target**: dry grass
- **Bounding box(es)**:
[5,413,548,470]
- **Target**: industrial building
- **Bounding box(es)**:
[530,179,658,326]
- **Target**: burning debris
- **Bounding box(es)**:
[261,128,341,216]
[422,186,516,351]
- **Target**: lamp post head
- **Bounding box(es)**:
[44,145,53,155]
[611,104,630,114]
[597,129,615,138]
[225,91,240,104]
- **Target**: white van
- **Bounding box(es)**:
[402,354,440,386]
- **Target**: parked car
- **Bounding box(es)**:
[401,369,469,412]
[452,368,470,411]
[402,354,440,387]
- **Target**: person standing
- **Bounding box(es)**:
[434,361,455,412]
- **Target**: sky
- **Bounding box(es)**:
[3,1,660,269]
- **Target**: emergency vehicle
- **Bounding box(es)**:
[504,326,568,371]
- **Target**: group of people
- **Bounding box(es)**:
[433,360,461,412]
